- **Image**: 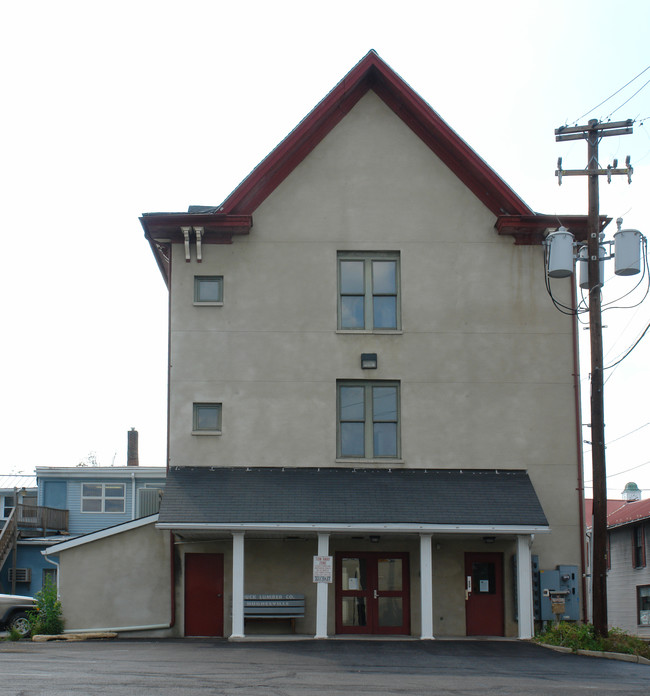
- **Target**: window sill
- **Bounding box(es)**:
[336,330,402,335]
[193,302,223,307]
[192,430,222,436]
[335,458,404,465]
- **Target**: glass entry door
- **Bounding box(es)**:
[335,552,410,634]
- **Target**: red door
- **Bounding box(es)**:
[464,552,504,636]
[184,553,224,637]
[335,552,410,635]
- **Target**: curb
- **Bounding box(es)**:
[537,642,650,665]
[32,632,118,642]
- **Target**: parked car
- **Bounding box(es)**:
[0,593,35,637]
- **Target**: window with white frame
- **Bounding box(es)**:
[81,483,126,513]
[638,586,650,626]
[2,495,15,518]
[338,252,400,331]
[194,276,223,304]
[337,381,400,459]
[193,403,222,434]
[633,524,646,568]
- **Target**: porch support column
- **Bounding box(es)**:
[315,532,330,639]
[516,534,534,640]
[420,533,434,640]
[231,531,245,639]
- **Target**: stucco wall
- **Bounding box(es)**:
[165,89,584,630]
[57,522,171,632]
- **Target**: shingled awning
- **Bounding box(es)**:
[157,467,548,533]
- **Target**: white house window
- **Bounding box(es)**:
[338,253,400,331]
[193,403,222,434]
[633,524,646,568]
[638,586,650,626]
[81,483,126,513]
[194,276,223,304]
[2,495,15,518]
[338,381,400,459]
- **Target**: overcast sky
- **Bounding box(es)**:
[1,1,649,498]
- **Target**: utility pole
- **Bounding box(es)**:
[555,118,633,637]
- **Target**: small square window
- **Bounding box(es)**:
[193,403,222,434]
[194,276,223,304]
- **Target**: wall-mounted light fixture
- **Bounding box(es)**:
[361,353,378,369]
[369,535,380,543]
[482,536,496,544]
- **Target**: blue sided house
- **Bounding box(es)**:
[1,440,166,597]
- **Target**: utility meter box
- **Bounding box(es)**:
[540,565,579,621]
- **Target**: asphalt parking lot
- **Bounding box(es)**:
[0,638,648,696]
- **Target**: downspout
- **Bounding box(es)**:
[169,531,176,629]
[44,555,60,595]
[131,472,136,521]
[571,272,589,622]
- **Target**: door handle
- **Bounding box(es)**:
[373,589,379,600]
[465,575,472,601]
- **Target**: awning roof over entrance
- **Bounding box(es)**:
[158,468,548,529]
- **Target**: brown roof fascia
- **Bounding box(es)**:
[220,50,532,218]
[140,213,252,286]
[496,214,611,245]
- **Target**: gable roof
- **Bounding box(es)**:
[158,467,549,530]
[141,50,597,283]
[219,50,531,218]
[585,497,650,528]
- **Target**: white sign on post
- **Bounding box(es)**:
[313,555,333,583]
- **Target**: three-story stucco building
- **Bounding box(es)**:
[50,51,590,639]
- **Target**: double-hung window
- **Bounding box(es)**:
[338,252,400,330]
[81,483,125,513]
[633,524,646,568]
[338,381,400,459]
[638,585,650,626]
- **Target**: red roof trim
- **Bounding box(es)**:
[220,51,532,218]
[496,215,611,245]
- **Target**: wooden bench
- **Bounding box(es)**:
[244,594,305,632]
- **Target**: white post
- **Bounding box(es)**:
[315,532,330,639]
[231,532,245,639]
[420,533,434,639]
[516,534,534,640]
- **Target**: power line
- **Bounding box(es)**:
[606,77,650,120]
[573,65,650,123]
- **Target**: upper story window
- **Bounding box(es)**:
[81,483,126,513]
[633,524,646,568]
[337,381,400,459]
[193,403,222,435]
[338,252,400,331]
[2,495,14,518]
[194,276,223,305]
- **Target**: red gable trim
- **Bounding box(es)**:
[220,51,532,218]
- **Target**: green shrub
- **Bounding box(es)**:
[27,579,64,636]
[535,622,650,659]
[6,626,22,641]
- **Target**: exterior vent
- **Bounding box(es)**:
[138,488,163,517]
[8,567,31,583]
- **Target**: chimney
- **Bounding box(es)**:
[127,428,139,466]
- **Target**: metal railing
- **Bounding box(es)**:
[0,508,17,573]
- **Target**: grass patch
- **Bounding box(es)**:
[535,622,650,659]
